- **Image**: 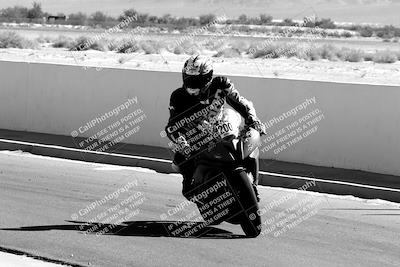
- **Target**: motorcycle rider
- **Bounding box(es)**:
[165,55,266,202]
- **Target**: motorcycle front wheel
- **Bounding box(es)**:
[231,170,262,237]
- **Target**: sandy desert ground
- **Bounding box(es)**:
[1,46,399,86]
[0,28,399,85]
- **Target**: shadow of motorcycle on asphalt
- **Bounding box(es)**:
[1,220,248,239]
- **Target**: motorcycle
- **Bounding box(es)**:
[183,117,262,238]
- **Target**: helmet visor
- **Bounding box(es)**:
[183,75,210,89]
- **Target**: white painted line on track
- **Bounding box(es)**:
[1,138,399,193]
[1,149,398,207]
[259,171,400,193]
[0,138,171,163]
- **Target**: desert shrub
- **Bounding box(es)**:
[169,39,201,54]
[318,30,328,38]
[140,40,163,54]
[327,31,341,38]
[293,28,305,35]
[114,39,140,53]
[363,53,374,61]
[276,43,300,58]
[184,44,202,55]
[259,14,273,25]
[372,50,398,63]
[35,35,53,43]
[318,44,339,60]
[141,41,158,54]
[70,36,107,51]
[249,42,398,63]
[359,26,374,37]
[88,11,117,28]
[305,48,322,61]
[340,48,364,62]
[247,43,258,55]
[347,50,364,62]
[252,43,280,58]
[376,25,397,39]
[341,31,353,38]
[237,25,251,33]
[316,18,336,29]
[173,45,185,54]
[334,48,346,61]
[107,40,119,51]
[199,14,216,25]
[52,35,74,48]
[376,31,385,38]
[0,31,36,49]
[237,14,248,24]
[279,18,296,27]
[118,56,127,64]
[213,47,241,58]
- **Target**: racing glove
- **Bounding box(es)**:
[172,134,191,157]
[247,118,267,136]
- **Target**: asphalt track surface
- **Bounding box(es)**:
[0,151,399,267]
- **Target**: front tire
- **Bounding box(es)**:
[232,170,261,237]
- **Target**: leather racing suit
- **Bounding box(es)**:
[165,76,261,200]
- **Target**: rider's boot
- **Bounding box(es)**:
[172,152,196,201]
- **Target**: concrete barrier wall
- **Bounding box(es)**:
[1,61,399,176]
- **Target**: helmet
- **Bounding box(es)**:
[182,55,213,91]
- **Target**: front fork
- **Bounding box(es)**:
[243,148,259,186]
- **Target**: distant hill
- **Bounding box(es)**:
[0,0,399,25]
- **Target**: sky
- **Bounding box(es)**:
[0,0,399,25]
